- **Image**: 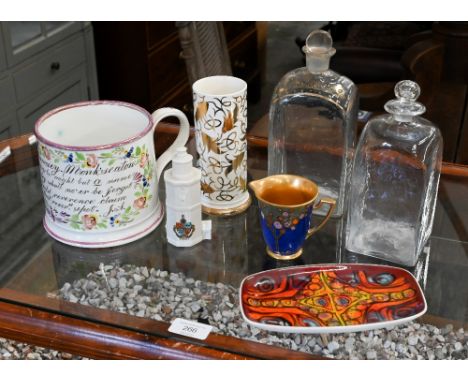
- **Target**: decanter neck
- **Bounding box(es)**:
[392,115,414,123]
[306,53,331,73]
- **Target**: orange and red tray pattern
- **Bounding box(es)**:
[241,264,425,328]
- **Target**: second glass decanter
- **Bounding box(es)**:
[268,30,358,217]
[345,80,443,266]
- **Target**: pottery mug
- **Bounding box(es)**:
[35,101,190,248]
[249,175,336,260]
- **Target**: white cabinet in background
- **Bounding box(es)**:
[0,21,98,137]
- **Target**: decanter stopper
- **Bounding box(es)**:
[303,30,336,73]
[384,80,426,122]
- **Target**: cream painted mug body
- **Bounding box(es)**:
[193,76,251,215]
[35,101,190,248]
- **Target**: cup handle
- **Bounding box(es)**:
[152,107,190,181]
[306,197,336,239]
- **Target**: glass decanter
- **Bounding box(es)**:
[345,80,443,266]
[268,30,358,217]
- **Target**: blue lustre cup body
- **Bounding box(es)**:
[258,202,313,257]
[249,175,336,260]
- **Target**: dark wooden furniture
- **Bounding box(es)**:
[331,22,468,164]
[432,22,468,164]
[92,22,260,124]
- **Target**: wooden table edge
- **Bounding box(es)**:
[0,289,323,360]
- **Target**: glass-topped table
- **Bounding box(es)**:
[0,126,467,359]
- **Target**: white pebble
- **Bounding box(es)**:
[345,337,355,352]
[313,344,322,353]
[408,335,418,346]
[181,288,190,295]
[135,310,145,317]
[190,302,201,312]
[436,335,445,342]
[112,297,123,307]
[327,341,340,353]
[87,280,97,290]
[118,278,127,288]
[366,350,377,360]
[307,338,316,348]
[396,343,407,354]
[183,310,192,319]
[26,352,41,360]
[133,274,144,283]
[222,310,234,319]
[251,327,260,336]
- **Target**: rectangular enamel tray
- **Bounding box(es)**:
[239,263,427,334]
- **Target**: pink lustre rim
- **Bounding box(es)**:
[34,100,154,152]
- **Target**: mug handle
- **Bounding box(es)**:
[306,197,336,239]
[152,107,190,181]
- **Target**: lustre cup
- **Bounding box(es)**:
[249,174,336,260]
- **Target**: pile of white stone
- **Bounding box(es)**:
[52,263,467,360]
[0,337,85,360]
[3,263,464,360]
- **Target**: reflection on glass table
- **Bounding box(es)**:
[0,130,467,359]
[8,21,42,48]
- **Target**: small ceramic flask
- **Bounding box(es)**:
[164,147,211,247]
